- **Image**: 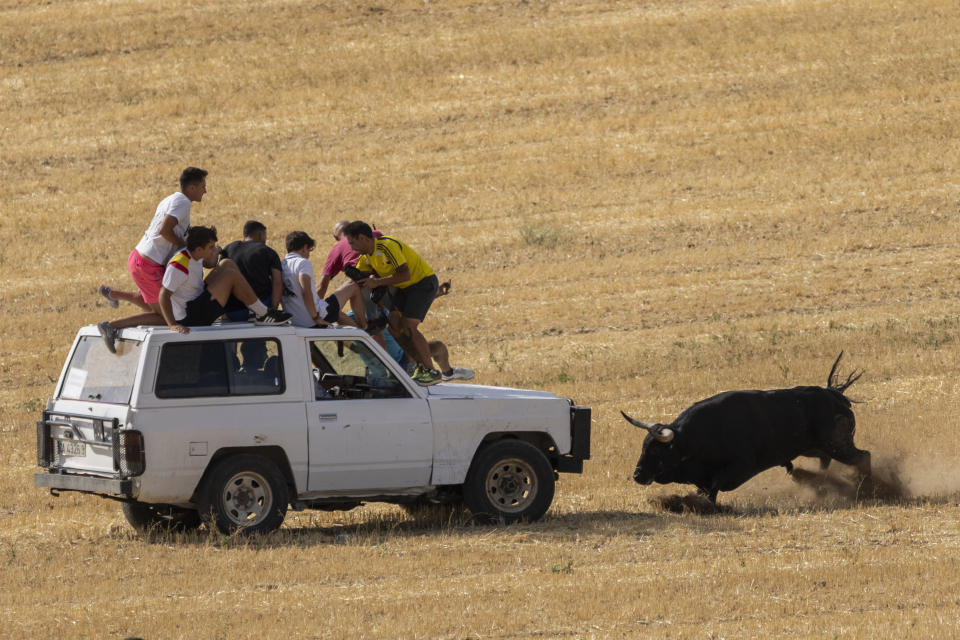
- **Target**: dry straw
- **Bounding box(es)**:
[3,0,960,637]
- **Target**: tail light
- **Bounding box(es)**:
[37,419,53,468]
[113,429,145,477]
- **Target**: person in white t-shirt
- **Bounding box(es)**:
[281,231,364,328]
[98,226,291,352]
[97,167,208,316]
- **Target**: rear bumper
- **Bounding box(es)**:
[34,472,133,498]
[555,405,591,474]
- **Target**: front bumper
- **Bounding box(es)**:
[34,472,133,498]
[555,405,591,473]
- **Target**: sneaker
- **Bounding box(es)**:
[97,321,118,354]
[441,367,475,381]
[412,364,442,386]
[254,309,292,325]
[98,285,118,309]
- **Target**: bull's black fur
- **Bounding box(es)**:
[623,352,871,503]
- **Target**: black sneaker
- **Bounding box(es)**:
[98,321,118,354]
[364,316,389,334]
[344,266,372,282]
[254,308,292,325]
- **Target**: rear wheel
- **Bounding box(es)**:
[463,440,555,524]
[122,501,202,533]
[201,455,289,535]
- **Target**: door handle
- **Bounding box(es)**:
[318,414,338,421]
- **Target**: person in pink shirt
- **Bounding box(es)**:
[316,220,382,298]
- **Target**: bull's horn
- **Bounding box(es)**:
[620,411,658,431]
[621,411,675,443]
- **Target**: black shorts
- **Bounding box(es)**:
[391,274,438,322]
[319,294,341,324]
[181,288,225,326]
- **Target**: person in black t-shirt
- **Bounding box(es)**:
[221,220,284,321]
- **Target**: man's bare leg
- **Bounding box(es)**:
[402,316,435,370]
[204,259,260,307]
[331,281,364,328]
[101,286,155,313]
[99,310,165,353]
[427,340,474,380]
[429,340,451,372]
[388,311,418,362]
[106,312,165,330]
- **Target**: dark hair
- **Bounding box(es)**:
[285,231,316,253]
[243,220,266,237]
[186,225,218,251]
[179,167,208,190]
[342,221,374,239]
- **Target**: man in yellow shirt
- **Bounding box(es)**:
[343,221,443,386]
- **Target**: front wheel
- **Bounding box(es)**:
[121,501,202,533]
[201,454,289,535]
[463,440,555,524]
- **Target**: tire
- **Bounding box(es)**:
[122,501,202,533]
[201,454,289,535]
[463,440,555,524]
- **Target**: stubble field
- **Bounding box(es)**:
[3,0,960,637]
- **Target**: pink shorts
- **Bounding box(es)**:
[127,249,165,304]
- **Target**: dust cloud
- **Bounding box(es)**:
[649,452,960,514]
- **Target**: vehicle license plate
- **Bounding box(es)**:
[59,439,86,457]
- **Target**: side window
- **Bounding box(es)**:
[229,339,284,395]
[309,339,410,400]
[156,339,284,399]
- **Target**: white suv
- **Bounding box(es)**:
[35,324,591,534]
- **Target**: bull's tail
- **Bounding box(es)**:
[827,351,863,394]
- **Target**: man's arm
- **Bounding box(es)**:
[158,288,189,334]
[299,273,320,324]
[158,215,186,249]
[360,263,411,289]
[271,268,283,309]
[316,273,332,299]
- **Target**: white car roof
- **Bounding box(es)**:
[79,323,372,342]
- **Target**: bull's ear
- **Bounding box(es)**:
[654,427,675,443]
[620,411,658,431]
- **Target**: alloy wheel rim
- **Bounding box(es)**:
[483,457,537,513]
[221,471,272,526]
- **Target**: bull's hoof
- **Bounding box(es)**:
[652,493,731,515]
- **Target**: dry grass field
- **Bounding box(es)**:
[3,0,960,637]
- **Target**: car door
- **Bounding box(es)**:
[305,337,432,492]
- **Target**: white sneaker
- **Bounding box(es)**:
[441,367,475,381]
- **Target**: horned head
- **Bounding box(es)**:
[620,410,674,443]
[827,351,863,394]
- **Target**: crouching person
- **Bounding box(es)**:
[156,226,292,335]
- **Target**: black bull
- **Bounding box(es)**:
[621,353,871,503]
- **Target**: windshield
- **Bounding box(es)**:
[59,336,141,404]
